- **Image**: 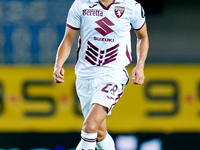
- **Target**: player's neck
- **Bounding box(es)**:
[99,0,115,7]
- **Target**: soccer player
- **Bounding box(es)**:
[53,0,149,149]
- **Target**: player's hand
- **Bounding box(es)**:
[53,67,65,83]
[131,63,145,85]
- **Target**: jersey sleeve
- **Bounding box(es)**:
[131,3,146,30]
[66,0,81,30]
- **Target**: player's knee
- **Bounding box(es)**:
[83,120,99,133]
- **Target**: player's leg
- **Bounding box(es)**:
[97,118,107,141]
[76,103,108,150]
[96,118,116,150]
[75,69,128,150]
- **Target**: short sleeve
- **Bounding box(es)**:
[131,3,146,30]
[66,0,81,30]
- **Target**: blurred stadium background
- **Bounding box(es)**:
[0,0,200,149]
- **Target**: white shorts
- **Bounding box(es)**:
[75,68,129,118]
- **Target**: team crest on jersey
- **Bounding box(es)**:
[114,6,125,18]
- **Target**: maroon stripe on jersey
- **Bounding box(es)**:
[103,57,117,65]
[134,22,146,31]
[105,49,118,57]
[75,38,81,66]
[86,51,97,61]
[85,56,96,65]
[105,53,118,60]
[106,43,119,52]
[87,47,98,56]
[66,24,79,30]
[126,45,132,63]
[87,41,98,51]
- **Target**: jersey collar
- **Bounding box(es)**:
[90,0,125,3]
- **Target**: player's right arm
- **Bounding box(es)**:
[53,26,77,83]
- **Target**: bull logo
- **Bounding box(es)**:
[114,6,125,18]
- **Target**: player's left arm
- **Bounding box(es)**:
[132,23,149,85]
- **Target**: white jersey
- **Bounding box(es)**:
[66,0,145,79]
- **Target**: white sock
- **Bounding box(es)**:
[76,130,97,150]
[96,132,115,150]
